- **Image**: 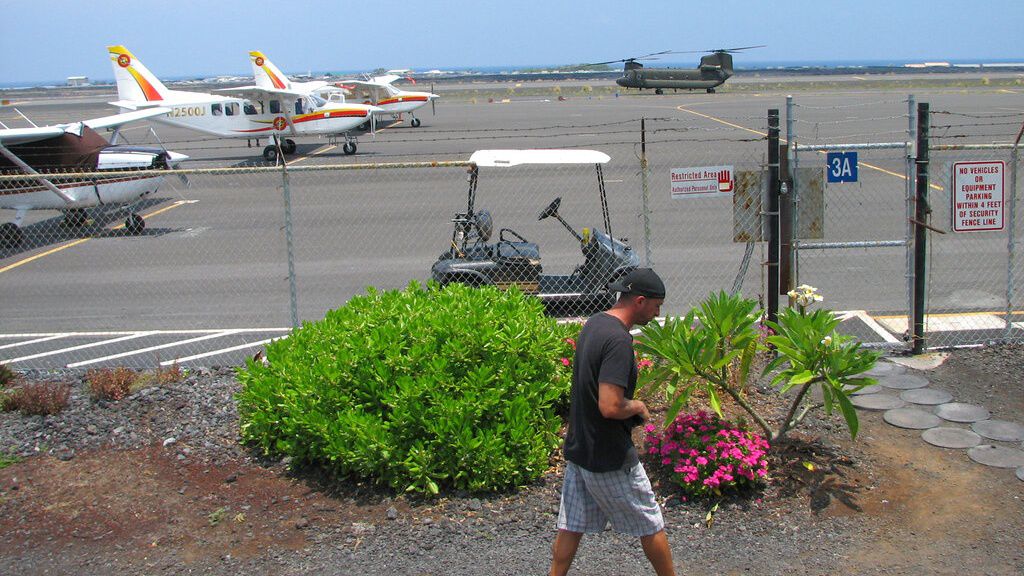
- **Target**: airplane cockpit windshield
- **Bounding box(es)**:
[307,94,327,108]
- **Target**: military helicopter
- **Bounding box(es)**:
[591,46,765,94]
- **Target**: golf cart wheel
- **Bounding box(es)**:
[343,142,357,155]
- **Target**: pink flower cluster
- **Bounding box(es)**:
[644,410,769,497]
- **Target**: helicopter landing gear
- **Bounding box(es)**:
[125,213,145,235]
[0,222,24,249]
[706,88,716,94]
[654,88,664,95]
[411,117,421,127]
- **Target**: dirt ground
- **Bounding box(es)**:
[1,347,1022,575]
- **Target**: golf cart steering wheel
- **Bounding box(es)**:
[538,197,561,221]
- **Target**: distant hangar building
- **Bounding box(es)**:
[67,76,89,86]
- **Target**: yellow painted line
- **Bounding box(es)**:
[676,105,944,191]
[286,143,336,166]
[0,200,192,275]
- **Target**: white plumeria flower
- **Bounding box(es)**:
[820,335,833,346]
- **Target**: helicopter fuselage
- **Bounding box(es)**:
[615,68,730,90]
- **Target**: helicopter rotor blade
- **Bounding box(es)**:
[583,50,675,67]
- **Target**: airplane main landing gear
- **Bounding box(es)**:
[64,208,88,228]
[411,117,421,127]
[342,141,357,155]
[125,213,145,235]
[282,139,296,154]
[1,222,24,249]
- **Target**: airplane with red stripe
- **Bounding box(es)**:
[107,46,382,161]
[324,74,439,128]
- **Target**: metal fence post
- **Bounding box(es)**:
[1006,121,1023,339]
[786,96,798,286]
[640,117,652,266]
[281,159,299,330]
[906,94,916,350]
[912,102,930,354]
[768,109,780,323]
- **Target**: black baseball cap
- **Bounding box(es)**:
[608,268,666,299]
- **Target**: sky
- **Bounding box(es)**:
[2,0,1023,85]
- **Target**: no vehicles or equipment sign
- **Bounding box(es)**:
[951,161,1004,233]
[670,165,734,199]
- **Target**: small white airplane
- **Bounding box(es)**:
[327,73,439,127]
[0,108,188,249]
[107,45,381,161]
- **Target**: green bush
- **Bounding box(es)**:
[237,281,578,495]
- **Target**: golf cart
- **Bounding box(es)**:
[431,149,639,316]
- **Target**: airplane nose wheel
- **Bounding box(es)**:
[125,214,145,235]
[411,117,421,127]
[1,222,24,249]
[343,142,357,155]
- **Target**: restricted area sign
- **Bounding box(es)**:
[951,160,1004,232]
[670,165,734,199]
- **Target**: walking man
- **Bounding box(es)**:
[549,268,676,576]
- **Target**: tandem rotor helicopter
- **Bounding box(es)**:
[590,46,765,94]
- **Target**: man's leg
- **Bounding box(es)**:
[640,529,676,576]
[549,529,583,576]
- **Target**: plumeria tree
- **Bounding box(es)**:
[636,287,879,442]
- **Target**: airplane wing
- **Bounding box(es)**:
[0,126,67,146]
[213,85,305,101]
[82,107,172,130]
[369,74,402,85]
[335,80,390,100]
[1,108,173,146]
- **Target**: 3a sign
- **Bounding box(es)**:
[826,151,858,183]
[952,161,1004,232]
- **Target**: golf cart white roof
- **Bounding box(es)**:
[470,149,610,167]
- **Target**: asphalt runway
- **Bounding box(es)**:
[2,81,1022,367]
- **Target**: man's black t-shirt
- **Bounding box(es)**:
[563,312,640,473]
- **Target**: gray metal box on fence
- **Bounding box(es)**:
[733,167,824,242]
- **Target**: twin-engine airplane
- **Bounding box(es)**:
[326,74,439,127]
[0,108,187,249]
[107,45,381,162]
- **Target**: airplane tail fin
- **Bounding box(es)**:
[107,45,171,103]
[249,51,292,90]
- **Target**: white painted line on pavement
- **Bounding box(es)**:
[850,310,903,344]
[66,329,245,368]
[0,334,68,351]
[164,335,289,365]
[4,332,160,364]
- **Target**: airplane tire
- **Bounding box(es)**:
[263,146,278,162]
[283,139,297,154]
[125,214,145,235]
[64,209,87,228]
[411,118,421,127]
[0,222,24,249]
[343,142,357,155]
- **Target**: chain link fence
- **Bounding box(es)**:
[3,98,1022,368]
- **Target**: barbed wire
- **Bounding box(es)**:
[931,110,1024,119]
[793,114,908,126]
[792,98,909,110]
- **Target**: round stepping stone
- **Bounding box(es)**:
[899,388,953,405]
[865,362,906,377]
[851,393,905,411]
[967,445,1024,469]
[883,407,942,430]
[922,427,982,449]
[847,384,883,396]
[934,402,991,423]
[878,374,929,390]
[1017,466,1024,482]
[971,420,1024,442]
